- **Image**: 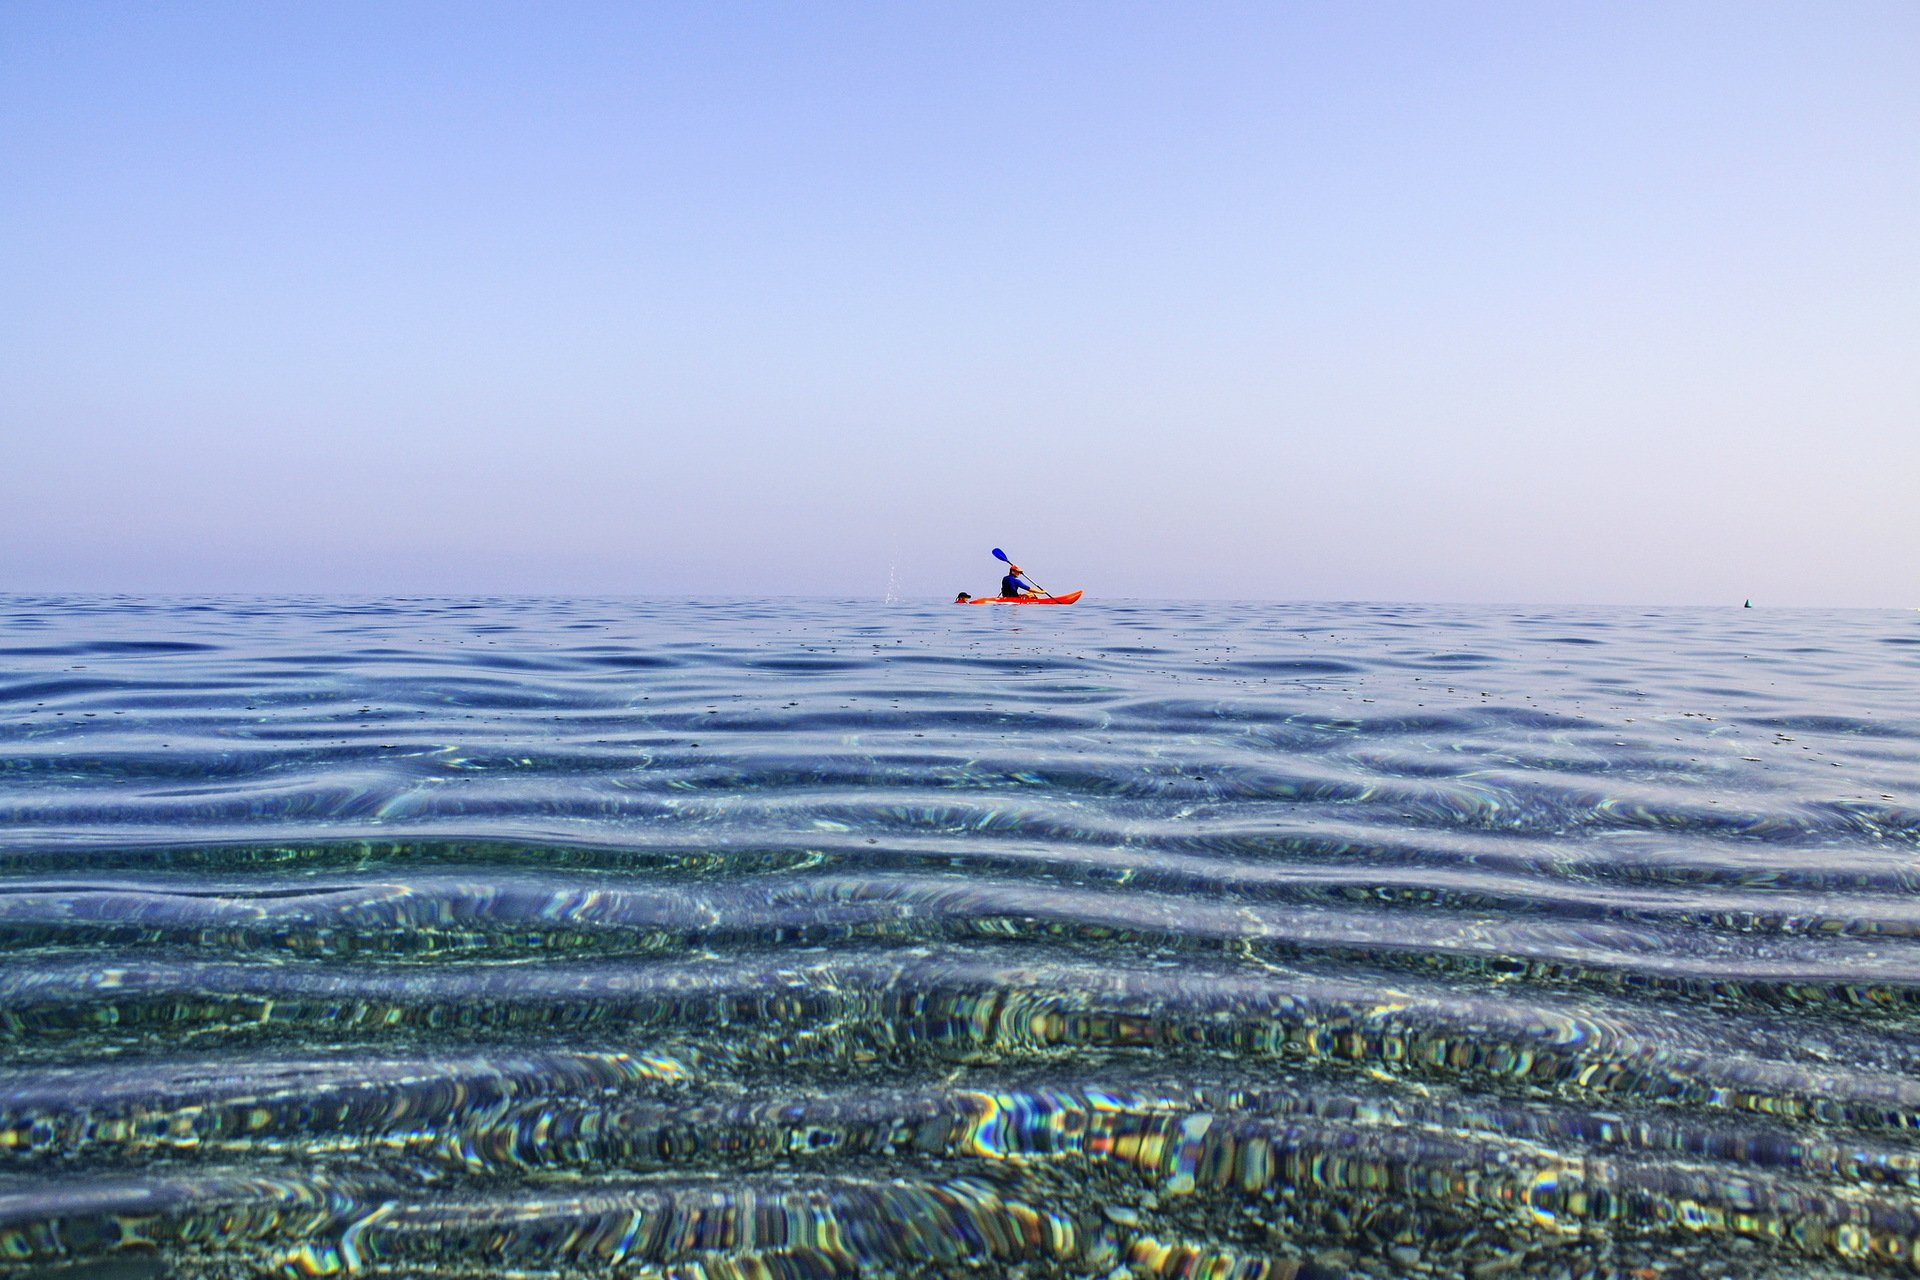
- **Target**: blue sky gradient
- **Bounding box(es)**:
[4,2,1916,603]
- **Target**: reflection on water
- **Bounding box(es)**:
[1,595,1917,1277]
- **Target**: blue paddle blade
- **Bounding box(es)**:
[992,548,1010,563]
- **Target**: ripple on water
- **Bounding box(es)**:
[0,597,1917,1277]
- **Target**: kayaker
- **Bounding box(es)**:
[999,564,1040,598]
[954,592,973,603]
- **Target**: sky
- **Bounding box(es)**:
[3,1,1916,605]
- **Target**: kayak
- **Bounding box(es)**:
[964,590,1083,605]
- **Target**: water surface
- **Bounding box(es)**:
[2,596,1918,1278]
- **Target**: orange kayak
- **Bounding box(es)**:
[964,590,1083,605]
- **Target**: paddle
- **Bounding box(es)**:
[991,547,1051,597]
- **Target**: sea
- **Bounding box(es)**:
[2,595,1918,1280]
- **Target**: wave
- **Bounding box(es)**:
[2,597,1918,1277]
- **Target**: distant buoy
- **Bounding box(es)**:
[1744,599,1752,608]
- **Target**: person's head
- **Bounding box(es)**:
[955,592,971,602]
[1009,565,1022,574]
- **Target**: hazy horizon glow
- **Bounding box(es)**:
[4,2,1916,605]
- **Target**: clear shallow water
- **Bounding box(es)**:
[2,595,1918,1280]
